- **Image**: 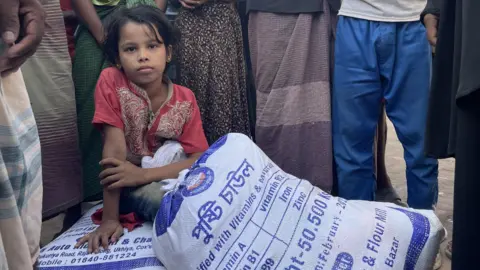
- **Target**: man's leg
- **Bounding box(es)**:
[375,104,390,189]
[374,105,408,207]
[333,16,383,200]
[385,21,438,209]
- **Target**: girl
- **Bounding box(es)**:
[75,5,209,253]
[72,0,167,203]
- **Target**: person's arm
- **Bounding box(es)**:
[140,91,209,183]
[101,125,127,221]
[74,125,126,253]
[71,0,104,44]
[422,0,441,47]
[155,0,167,11]
[422,0,441,22]
[100,89,209,190]
[100,150,204,189]
[143,152,202,183]
[76,70,127,253]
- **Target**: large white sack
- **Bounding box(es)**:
[38,204,165,270]
[153,133,444,270]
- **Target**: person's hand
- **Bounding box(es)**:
[424,14,438,47]
[94,31,105,46]
[0,0,45,76]
[75,219,124,253]
[99,158,148,189]
[0,0,20,48]
[179,0,208,9]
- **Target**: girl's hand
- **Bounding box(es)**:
[99,158,148,189]
[75,219,124,253]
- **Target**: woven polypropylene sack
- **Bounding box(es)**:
[153,133,444,270]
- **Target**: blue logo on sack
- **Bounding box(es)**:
[333,252,354,270]
[155,167,214,236]
[181,167,214,197]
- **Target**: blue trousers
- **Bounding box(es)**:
[332,16,438,209]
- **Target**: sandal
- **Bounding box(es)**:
[433,252,442,270]
[375,187,408,207]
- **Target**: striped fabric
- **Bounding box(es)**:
[248,0,335,191]
[22,0,83,218]
[0,70,43,270]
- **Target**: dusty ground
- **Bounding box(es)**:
[40,120,455,269]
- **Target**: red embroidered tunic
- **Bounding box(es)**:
[93,67,209,163]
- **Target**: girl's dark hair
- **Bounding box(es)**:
[103,5,180,65]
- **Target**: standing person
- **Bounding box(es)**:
[22,0,83,219]
[333,0,439,209]
[247,0,340,190]
[0,0,45,268]
[173,0,251,144]
[424,0,480,268]
[72,0,167,203]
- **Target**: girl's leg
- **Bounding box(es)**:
[119,181,175,222]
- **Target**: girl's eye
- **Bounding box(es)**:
[148,44,159,49]
[125,47,136,52]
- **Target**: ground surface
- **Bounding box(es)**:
[40,120,455,269]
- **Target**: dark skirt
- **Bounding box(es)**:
[175,2,251,144]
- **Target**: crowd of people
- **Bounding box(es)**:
[0,0,479,269]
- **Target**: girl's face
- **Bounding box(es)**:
[117,22,171,88]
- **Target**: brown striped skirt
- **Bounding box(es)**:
[248,2,335,191]
[22,0,83,217]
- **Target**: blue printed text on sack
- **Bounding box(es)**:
[191,159,256,245]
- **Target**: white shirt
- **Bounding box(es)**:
[339,0,427,22]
